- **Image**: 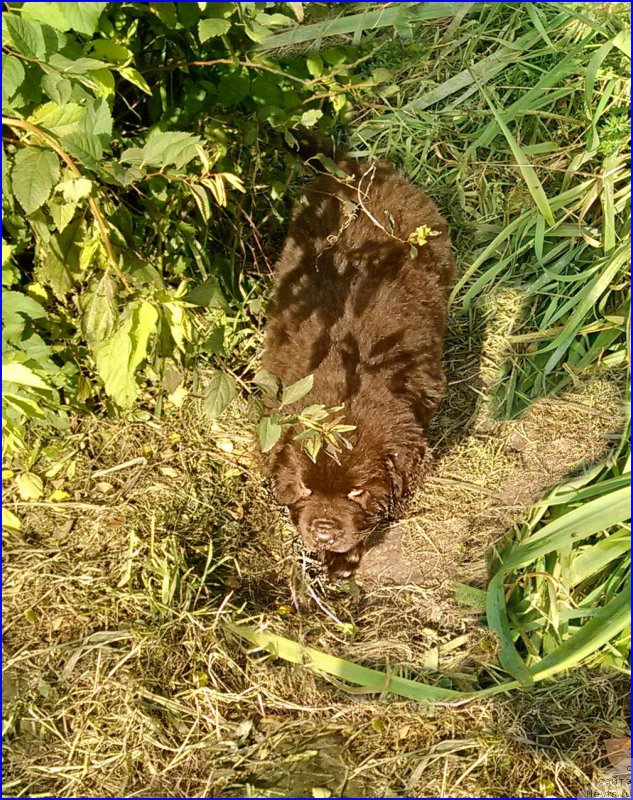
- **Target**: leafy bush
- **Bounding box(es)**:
[2,1,363,455]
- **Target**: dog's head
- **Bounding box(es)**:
[271,448,403,553]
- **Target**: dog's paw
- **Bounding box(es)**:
[323,547,361,579]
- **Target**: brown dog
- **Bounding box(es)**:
[261,156,455,577]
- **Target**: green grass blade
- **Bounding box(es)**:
[476,82,555,226]
[531,583,630,681]
[255,3,471,50]
[224,622,463,701]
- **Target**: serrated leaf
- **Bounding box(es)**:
[38,219,81,298]
[300,109,323,128]
[30,101,86,138]
[281,374,313,405]
[21,3,70,33]
[15,472,44,501]
[3,13,66,59]
[80,273,117,349]
[2,55,25,109]
[253,369,281,400]
[94,301,157,408]
[258,415,282,452]
[23,2,107,36]
[204,371,236,419]
[2,362,49,389]
[12,147,60,215]
[62,4,106,36]
[122,131,202,170]
[61,132,103,171]
[41,73,72,105]
[198,18,231,41]
[119,66,152,95]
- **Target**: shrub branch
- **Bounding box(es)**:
[2,116,130,289]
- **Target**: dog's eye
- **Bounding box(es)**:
[347,488,365,500]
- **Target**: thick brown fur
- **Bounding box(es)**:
[261,157,455,577]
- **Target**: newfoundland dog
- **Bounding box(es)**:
[261,154,455,577]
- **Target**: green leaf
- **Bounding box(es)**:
[94,301,158,408]
[118,66,152,95]
[56,177,92,203]
[49,199,76,232]
[189,183,211,222]
[61,132,103,171]
[21,3,71,33]
[85,40,131,65]
[30,101,86,138]
[258,415,282,452]
[198,18,231,41]
[306,53,323,78]
[217,72,250,108]
[300,109,323,128]
[121,131,202,170]
[204,371,236,419]
[281,374,314,405]
[15,472,44,501]
[38,219,81,298]
[202,325,225,356]
[2,362,49,390]
[26,3,107,36]
[253,369,280,400]
[129,301,159,374]
[41,73,72,105]
[2,55,25,109]
[12,146,60,215]
[47,53,111,73]
[3,13,66,59]
[184,275,227,309]
[80,273,117,350]
[2,508,22,531]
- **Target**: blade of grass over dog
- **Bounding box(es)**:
[255,3,472,50]
[224,622,464,701]
[476,81,555,226]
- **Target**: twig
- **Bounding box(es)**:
[90,457,148,479]
[140,57,311,86]
[2,116,130,289]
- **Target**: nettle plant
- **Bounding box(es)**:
[1,2,361,459]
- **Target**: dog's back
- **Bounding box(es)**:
[263,159,455,429]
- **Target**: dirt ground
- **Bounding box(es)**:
[2,294,629,798]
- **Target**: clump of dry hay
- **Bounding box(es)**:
[3,295,629,798]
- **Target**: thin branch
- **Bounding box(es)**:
[2,115,130,289]
[140,57,312,86]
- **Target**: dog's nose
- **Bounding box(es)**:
[312,518,337,544]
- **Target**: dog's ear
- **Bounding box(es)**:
[271,474,311,506]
